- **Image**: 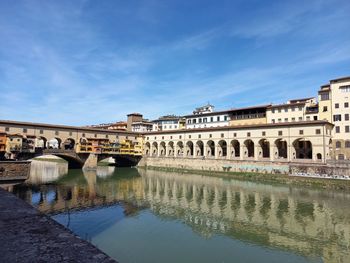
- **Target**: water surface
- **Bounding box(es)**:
[11,161,350,263]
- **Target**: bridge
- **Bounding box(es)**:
[0,120,144,168]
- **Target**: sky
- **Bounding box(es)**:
[0,0,349,125]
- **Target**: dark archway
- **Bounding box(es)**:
[230,140,240,158]
[275,139,287,159]
[186,141,194,156]
[168,141,174,156]
[63,138,75,150]
[259,139,270,158]
[159,141,166,156]
[244,139,254,158]
[145,142,151,156]
[206,140,215,157]
[177,141,184,156]
[218,140,227,157]
[293,139,312,159]
[152,142,158,156]
[196,141,204,156]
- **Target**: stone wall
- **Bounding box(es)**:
[139,157,350,179]
[138,156,290,174]
[0,161,31,181]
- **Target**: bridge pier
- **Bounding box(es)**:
[83,153,98,170]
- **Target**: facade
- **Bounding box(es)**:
[152,115,181,131]
[87,121,128,131]
[318,77,350,160]
[229,105,269,126]
[131,121,153,132]
[144,121,333,163]
[6,134,23,152]
[185,110,230,129]
[266,98,318,124]
[0,132,6,152]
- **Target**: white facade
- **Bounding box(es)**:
[131,122,153,132]
[185,112,230,129]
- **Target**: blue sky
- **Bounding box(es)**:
[0,0,349,125]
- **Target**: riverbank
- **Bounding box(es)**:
[138,165,350,191]
[0,187,116,262]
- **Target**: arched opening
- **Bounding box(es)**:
[63,138,75,150]
[275,139,287,159]
[177,141,184,156]
[80,137,88,144]
[244,139,254,158]
[230,140,240,158]
[145,142,151,156]
[152,142,158,156]
[218,140,227,157]
[48,138,62,149]
[159,142,166,156]
[258,139,270,158]
[186,141,194,157]
[335,141,341,149]
[293,139,312,159]
[316,153,322,160]
[168,141,174,156]
[206,140,215,157]
[22,136,36,153]
[35,136,47,150]
[196,140,204,157]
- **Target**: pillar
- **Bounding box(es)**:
[83,153,98,170]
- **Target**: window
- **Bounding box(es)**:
[291,107,295,112]
[346,126,350,133]
[82,133,85,137]
[333,114,342,122]
[320,93,329,100]
[335,126,340,133]
[262,131,266,136]
[306,116,310,120]
[94,134,97,138]
[340,85,350,92]
[278,109,281,113]
[278,131,283,136]
[345,141,350,148]
[299,130,303,135]
[170,136,172,139]
[247,132,251,137]
[69,132,73,136]
[162,136,164,139]
[272,119,275,123]
[284,118,288,122]
[187,119,191,124]
[174,125,177,129]
[335,103,339,109]
[299,117,303,121]
[55,131,59,135]
[323,106,328,112]
[345,114,349,121]
[292,117,295,122]
[23,128,27,133]
[210,117,213,122]
[314,116,318,120]
[278,118,282,122]
[224,116,228,121]
[272,109,275,113]
[345,102,349,108]
[284,108,288,112]
[105,135,109,138]
[154,136,157,140]
[198,134,201,139]
[298,107,303,111]
[5,127,9,132]
[189,135,191,139]
[221,133,224,138]
[338,154,345,160]
[234,133,237,137]
[116,135,119,139]
[336,141,341,148]
[147,137,149,140]
[193,119,197,124]
[40,129,43,134]
[217,116,220,122]
[126,136,128,139]
[199,118,202,123]
[209,134,212,138]
[179,135,182,139]
[203,118,207,123]
[316,129,321,134]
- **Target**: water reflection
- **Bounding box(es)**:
[27,160,68,184]
[12,167,350,263]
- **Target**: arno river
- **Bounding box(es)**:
[10,160,350,263]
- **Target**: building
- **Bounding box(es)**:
[185,105,230,129]
[0,133,6,152]
[131,121,153,132]
[229,105,269,126]
[144,121,333,162]
[86,121,127,131]
[6,134,23,152]
[266,98,318,124]
[318,77,350,160]
[152,115,182,131]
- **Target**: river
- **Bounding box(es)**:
[10,160,350,263]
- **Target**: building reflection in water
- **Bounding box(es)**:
[12,167,350,263]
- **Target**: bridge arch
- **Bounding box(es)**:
[48,137,62,149]
[63,138,75,150]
